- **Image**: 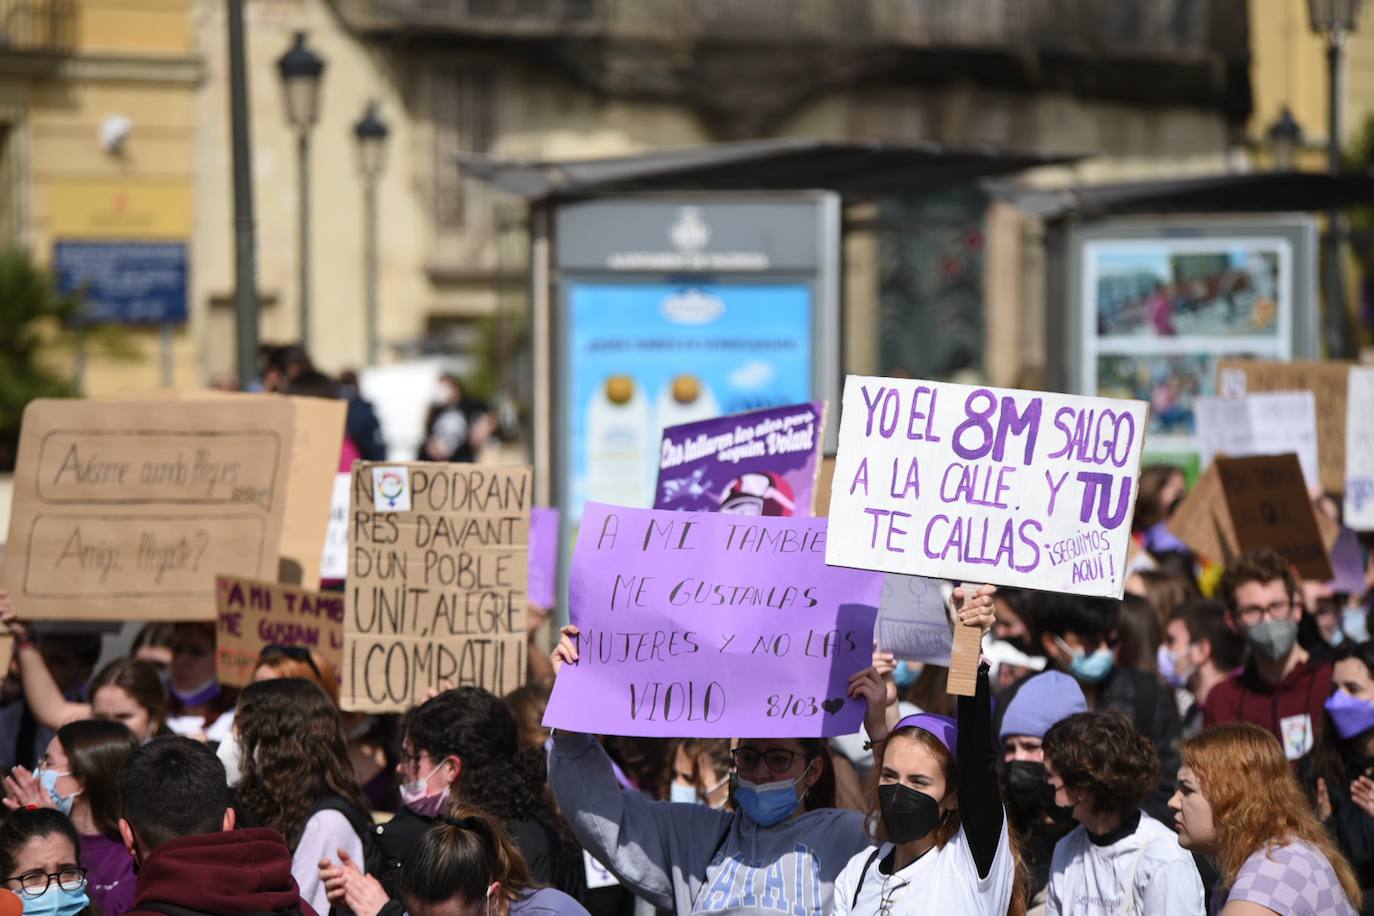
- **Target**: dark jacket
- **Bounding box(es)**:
[994,664,1182,824]
[1203,656,1332,759]
[126,828,316,916]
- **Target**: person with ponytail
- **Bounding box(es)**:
[833,586,1019,916]
[391,805,586,916]
[3,720,139,915]
[1172,723,1361,915]
[319,687,582,916]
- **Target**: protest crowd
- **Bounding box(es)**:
[0,350,1372,916]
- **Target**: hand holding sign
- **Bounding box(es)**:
[948,584,995,697]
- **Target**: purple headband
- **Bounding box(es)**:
[891,713,958,754]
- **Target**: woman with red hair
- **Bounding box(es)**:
[1171,723,1361,915]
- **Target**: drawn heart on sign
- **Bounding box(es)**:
[821,698,846,716]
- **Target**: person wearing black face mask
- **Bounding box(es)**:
[997,671,1088,912]
[835,587,1019,916]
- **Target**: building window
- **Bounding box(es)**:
[431,64,496,232]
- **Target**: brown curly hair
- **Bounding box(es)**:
[1183,724,1360,908]
[235,678,368,849]
[1220,549,1298,615]
[1042,711,1157,821]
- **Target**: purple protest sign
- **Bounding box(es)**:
[654,402,826,516]
[543,503,881,738]
[529,507,559,610]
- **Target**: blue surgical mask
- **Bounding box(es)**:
[669,783,701,805]
[1344,607,1371,645]
[1056,637,1113,684]
[892,660,920,688]
[22,885,89,916]
[733,775,803,827]
[38,767,79,817]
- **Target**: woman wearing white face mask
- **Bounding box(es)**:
[2,721,139,916]
[321,687,583,916]
[666,738,732,807]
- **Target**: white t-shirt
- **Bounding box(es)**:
[1046,813,1204,916]
[832,820,1014,916]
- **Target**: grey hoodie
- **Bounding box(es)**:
[550,732,871,916]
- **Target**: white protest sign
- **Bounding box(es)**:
[877,574,953,664]
[825,375,1148,598]
[1347,368,1374,530]
[1196,391,1320,491]
[319,473,351,580]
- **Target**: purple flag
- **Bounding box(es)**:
[529,507,559,610]
[543,503,881,738]
[654,402,826,516]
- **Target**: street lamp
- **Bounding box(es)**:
[354,100,389,365]
[1267,107,1304,171]
[277,31,325,352]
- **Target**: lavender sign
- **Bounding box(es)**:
[543,503,881,737]
[826,376,1148,598]
[654,402,825,516]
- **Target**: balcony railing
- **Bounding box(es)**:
[337,0,1232,60]
[0,0,75,55]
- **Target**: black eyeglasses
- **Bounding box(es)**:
[730,747,809,773]
[4,866,87,898]
[259,644,323,681]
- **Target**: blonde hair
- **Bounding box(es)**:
[1182,724,1360,908]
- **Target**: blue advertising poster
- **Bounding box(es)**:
[565,282,814,522]
[54,240,188,324]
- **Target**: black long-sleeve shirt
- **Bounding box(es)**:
[958,665,1003,879]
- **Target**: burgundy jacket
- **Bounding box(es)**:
[125,828,317,916]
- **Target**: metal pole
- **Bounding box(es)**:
[1326,31,1352,359]
[228,0,259,389]
[364,175,379,365]
[298,129,312,351]
[160,322,173,387]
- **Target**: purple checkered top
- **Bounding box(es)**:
[1213,841,1357,916]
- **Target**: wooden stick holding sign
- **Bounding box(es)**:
[947,584,994,698]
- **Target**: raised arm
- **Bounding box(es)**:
[548,627,732,909]
[0,593,91,732]
[953,586,1002,880]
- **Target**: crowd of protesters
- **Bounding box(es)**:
[1,341,1373,916]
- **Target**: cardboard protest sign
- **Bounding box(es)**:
[182,392,345,589]
[1347,368,1374,530]
[825,376,1148,598]
[654,403,826,516]
[542,503,881,738]
[1169,453,1333,580]
[1195,392,1320,491]
[320,473,351,580]
[2,399,293,620]
[215,574,343,688]
[342,462,530,713]
[528,507,559,610]
[877,574,952,664]
[1217,359,1352,493]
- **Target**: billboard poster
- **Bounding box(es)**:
[1076,224,1314,473]
[564,282,814,523]
[653,401,825,516]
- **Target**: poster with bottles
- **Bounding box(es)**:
[564,282,814,527]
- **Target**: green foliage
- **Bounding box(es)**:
[0,247,132,468]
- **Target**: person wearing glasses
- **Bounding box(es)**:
[2,720,139,915]
[545,626,871,916]
[831,587,1018,916]
[0,808,94,915]
[990,594,1182,825]
[1205,549,1334,762]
